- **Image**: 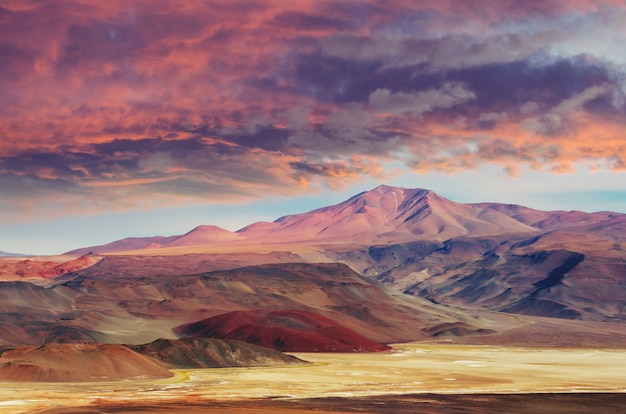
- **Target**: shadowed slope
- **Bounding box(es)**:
[175,310,391,352]
[371,238,625,322]
[128,337,305,368]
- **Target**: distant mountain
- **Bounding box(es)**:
[0,251,26,257]
[67,236,179,254]
[475,202,621,230]
[237,185,540,244]
[0,183,616,342]
[68,185,542,254]
[59,185,626,325]
[3,185,626,352]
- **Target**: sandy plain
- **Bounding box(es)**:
[1,342,625,413]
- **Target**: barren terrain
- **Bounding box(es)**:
[1,343,625,413]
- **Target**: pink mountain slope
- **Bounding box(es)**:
[68,225,239,254]
[166,225,242,247]
[68,186,540,254]
[239,186,539,244]
[476,202,620,230]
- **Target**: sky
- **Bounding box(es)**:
[1,0,626,255]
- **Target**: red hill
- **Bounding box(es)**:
[175,309,391,352]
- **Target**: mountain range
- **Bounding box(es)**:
[67,185,626,323]
[0,251,26,257]
[69,186,544,254]
[69,185,624,258]
[1,185,625,380]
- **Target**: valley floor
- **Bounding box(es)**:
[2,343,626,413]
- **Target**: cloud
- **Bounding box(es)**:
[1,0,626,219]
[320,31,551,71]
[0,137,309,222]
[552,84,610,114]
[270,11,350,32]
[475,112,509,129]
[519,102,540,114]
[523,84,613,136]
[137,152,173,173]
[368,83,476,115]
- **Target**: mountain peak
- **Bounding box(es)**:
[184,225,232,235]
[65,185,542,254]
[359,184,428,199]
[348,185,430,207]
[347,186,445,218]
[168,225,239,247]
[370,184,410,193]
[253,185,537,245]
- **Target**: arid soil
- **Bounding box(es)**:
[1,343,625,413]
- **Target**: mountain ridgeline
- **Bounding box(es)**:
[65,185,626,323]
[1,185,625,356]
[69,186,543,254]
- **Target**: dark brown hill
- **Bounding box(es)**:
[128,337,306,368]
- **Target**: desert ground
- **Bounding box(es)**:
[2,342,625,413]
